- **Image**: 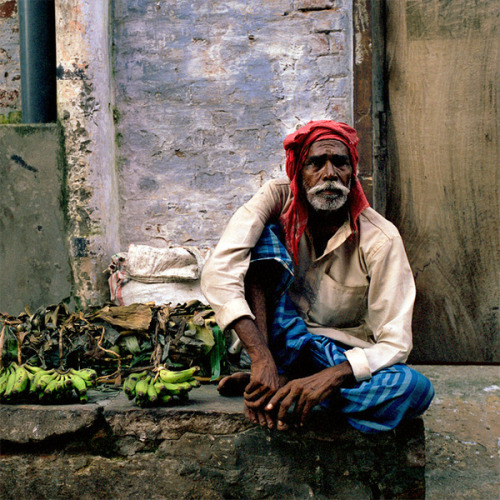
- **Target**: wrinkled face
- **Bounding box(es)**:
[301,140,353,212]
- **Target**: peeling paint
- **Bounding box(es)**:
[56,0,120,306]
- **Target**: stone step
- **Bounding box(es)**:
[0,385,425,499]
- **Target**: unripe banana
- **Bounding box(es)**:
[189,378,201,388]
[158,366,199,384]
[77,368,97,380]
[44,377,60,395]
[12,365,29,395]
[70,368,97,386]
[174,381,193,392]
[160,382,183,395]
[0,367,13,396]
[123,371,147,398]
[24,364,43,375]
[36,372,57,392]
[135,376,151,399]
[33,370,56,391]
[147,379,158,403]
[70,373,87,396]
[153,381,168,395]
[0,367,9,386]
[159,394,172,405]
[4,368,18,399]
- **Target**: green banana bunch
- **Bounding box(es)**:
[0,363,42,402]
[123,366,200,407]
[0,365,98,404]
[40,368,97,404]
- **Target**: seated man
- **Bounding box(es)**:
[201,120,434,433]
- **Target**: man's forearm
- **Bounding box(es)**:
[230,317,274,363]
[324,360,356,387]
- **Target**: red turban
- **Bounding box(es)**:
[280,120,370,263]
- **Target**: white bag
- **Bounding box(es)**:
[108,244,210,306]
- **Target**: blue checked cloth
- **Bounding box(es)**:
[250,223,434,433]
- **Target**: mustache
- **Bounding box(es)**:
[306,180,350,196]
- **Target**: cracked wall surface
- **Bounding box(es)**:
[113,0,354,249]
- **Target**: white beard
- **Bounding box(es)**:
[303,180,350,212]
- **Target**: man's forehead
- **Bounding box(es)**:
[307,139,349,157]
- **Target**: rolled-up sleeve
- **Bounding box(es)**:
[344,235,415,381]
[201,180,287,331]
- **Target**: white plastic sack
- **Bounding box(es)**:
[126,244,205,283]
[108,244,210,306]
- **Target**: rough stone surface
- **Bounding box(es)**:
[0,385,425,499]
[0,402,100,443]
[0,0,20,116]
[113,0,354,251]
[0,124,72,314]
[417,365,500,500]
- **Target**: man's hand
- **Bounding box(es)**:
[243,355,281,428]
[244,356,280,407]
[229,317,281,428]
[265,361,354,430]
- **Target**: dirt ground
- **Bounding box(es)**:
[415,365,499,499]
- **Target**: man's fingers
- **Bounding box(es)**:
[277,419,289,431]
[264,411,275,429]
[244,405,258,424]
[299,398,317,426]
[293,393,307,423]
[256,409,268,427]
[245,403,275,428]
[277,392,297,422]
[244,391,273,409]
[244,384,269,402]
[265,386,289,411]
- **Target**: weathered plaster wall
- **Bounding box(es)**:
[0,125,72,314]
[1,0,357,305]
[113,0,354,249]
[0,0,21,119]
[55,0,120,305]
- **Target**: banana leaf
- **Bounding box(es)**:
[209,325,226,381]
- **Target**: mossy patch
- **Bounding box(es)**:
[0,111,22,124]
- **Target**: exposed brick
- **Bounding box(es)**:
[307,34,330,56]
[329,31,345,53]
[295,0,335,11]
[311,10,346,32]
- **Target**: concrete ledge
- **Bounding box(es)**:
[0,385,425,499]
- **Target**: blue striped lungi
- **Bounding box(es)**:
[250,223,434,433]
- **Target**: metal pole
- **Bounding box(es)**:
[18,0,57,123]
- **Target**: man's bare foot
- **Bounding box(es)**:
[217,372,251,397]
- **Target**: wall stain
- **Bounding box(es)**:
[56,63,89,81]
[0,1,16,19]
[10,154,38,173]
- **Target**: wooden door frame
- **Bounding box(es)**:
[353,0,387,215]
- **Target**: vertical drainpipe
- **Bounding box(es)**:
[18,0,57,123]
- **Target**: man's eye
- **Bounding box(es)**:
[333,158,350,168]
[306,161,321,169]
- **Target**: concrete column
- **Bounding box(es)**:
[55,0,120,306]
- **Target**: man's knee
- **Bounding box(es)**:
[246,260,283,295]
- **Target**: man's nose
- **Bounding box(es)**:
[322,161,338,179]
